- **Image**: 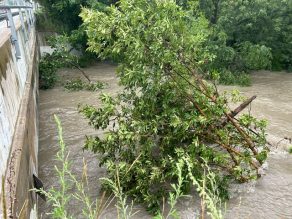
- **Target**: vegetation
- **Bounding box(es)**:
[153,159,225,219]
[36,0,87,32]
[39,35,95,90]
[35,115,134,219]
[35,8,59,32]
[35,0,292,217]
[37,0,291,87]
[35,0,116,60]
[34,115,102,218]
[36,115,224,219]
[199,0,292,72]
[217,70,251,86]
[64,78,106,91]
[79,0,269,214]
[34,115,223,219]
[39,53,60,89]
[288,146,292,154]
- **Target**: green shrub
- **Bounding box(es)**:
[63,78,85,91]
[239,42,272,71]
[35,115,132,219]
[80,0,268,213]
[219,70,251,86]
[38,35,96,90]
[35,9,59,32]
[64,78,106,91]
[34,116,224,219]
[39,53,59,89]
[86,81,106,91]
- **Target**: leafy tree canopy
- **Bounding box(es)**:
[199,0,292,71]
[37,0,291,82]
[80,0,269,213]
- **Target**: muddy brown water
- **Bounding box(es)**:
[38,63,292,219]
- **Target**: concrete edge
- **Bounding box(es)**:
[3,29,38,219]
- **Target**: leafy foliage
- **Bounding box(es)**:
[238,42,272,71]
[36,0,88,32]
[35,117,224,219]
[154,157,225,219]
[80,0,269,213]
[39,53,61,89]
[38,0,292,88]
[64,78,106,91]
[200,0,292,71]
[36,115,151,219]
[38,35,96,89]
[36,0,116,64]
[35,115,105,219]
[217,70,251,87]
[35,8,59,32]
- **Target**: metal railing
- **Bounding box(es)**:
[0,0,35,59]
[0,11,18,21]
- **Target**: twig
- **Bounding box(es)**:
[66,60,91,83]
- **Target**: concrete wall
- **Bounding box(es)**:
[0,14,39,218]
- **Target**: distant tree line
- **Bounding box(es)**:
[36,0,292,85]
[198,0,292,72]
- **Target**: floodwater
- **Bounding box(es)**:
[222,72,292,219]
[38,64,292,219]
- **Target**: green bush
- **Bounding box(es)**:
[35,115,142,219]
[34,117,224,219]
[203,32,269,86]
[86,81,106,91]
[63,78,85,91]
[80,0,268,214]
[239,42,272,71]
[199,0,291,72]
[38,35,96,90]
[64,78,106,91]
[39,53,59,89]
[218,70,251,87]
[35,9,59,32]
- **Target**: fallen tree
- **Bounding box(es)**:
[79,0,269,213]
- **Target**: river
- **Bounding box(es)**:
[38,63,292,219]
